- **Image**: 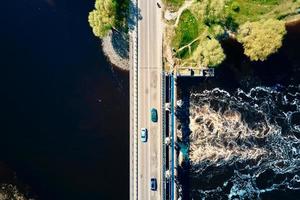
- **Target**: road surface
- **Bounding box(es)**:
[137,0,163,199]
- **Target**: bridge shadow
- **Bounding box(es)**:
[176,81,191,200]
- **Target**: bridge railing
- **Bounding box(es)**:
[170,75,175,200]
[161,72,167,200]
[129,0,138,199]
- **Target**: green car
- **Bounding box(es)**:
[151,108,158,122]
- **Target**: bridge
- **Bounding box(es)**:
[128,1,216,199]
[129,0,178,199]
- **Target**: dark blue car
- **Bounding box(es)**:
[150,178,157,191]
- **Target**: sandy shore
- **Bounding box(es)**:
[285,14,300,26]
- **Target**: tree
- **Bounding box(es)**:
[210,24,225,39]
[88,0,117,38]
[237,19,286,61]
[204,0,227,25]
[192,38,226,67]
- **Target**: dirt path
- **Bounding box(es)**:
[174,0,194,27]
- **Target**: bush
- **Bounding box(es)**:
[192,38,226,67]
[88,0,117,38]
[237,19,287,61]
[231,2,240,12]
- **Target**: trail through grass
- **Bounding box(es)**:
[172,10,199,58]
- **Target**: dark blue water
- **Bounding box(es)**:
[177,22,300,200]
[0,0,128,199]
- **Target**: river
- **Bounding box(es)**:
[1,1,300,200]
[0,0,128,199]
[177,21,300,199]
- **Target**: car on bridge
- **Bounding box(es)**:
[150,178,157,191]
[151,108,158,122]
[141,128,148,143]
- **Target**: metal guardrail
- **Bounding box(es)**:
[129,0,138,199]
[170,75,175,200]
[161,72,166,200]
[129,38,134,200]
[133,9,139,200]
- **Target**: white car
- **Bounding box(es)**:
[141,128,148,143]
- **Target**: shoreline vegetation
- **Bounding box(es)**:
[163,0,300,70]
[0,184,32,200]
[87,0,300,71]
[88,0,130,70]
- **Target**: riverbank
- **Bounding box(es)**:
[226,14,300,40]
[104,2,300,71]
[163,0,300,69]
[88,0,130,71]
[285,14,300,26]
[176,23,300,199]
[101,30,129,71]
[0,162,35,200]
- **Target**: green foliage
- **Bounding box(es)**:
[224,15,239,31]
[172,0,229,59]
[190,0,228,26]
[115,0,129,29]
[163,0,185,11]
[250,0,280,5]
[209,24,225,39]
[231,2,240,12]
[169,0,299,68]
[226,0,300,25]
[192,38,226,67]
[204,0,227,25]
[237,19,286,61]
[88,0,117,38]
[172,10,199,58]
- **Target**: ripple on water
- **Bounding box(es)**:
[178,85,300,200]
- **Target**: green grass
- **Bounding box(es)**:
[168,0,300,67]
[172,10,199,58]
[163,0,185,11]
[226,0,300,25]
[250,0,280,5]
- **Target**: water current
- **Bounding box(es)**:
[177,21,300,200]
[187,86,300,199]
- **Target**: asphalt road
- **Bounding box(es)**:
[137,0,163,199]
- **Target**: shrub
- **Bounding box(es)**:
[237,19,286,61]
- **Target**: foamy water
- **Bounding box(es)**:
[179,85,300,199]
